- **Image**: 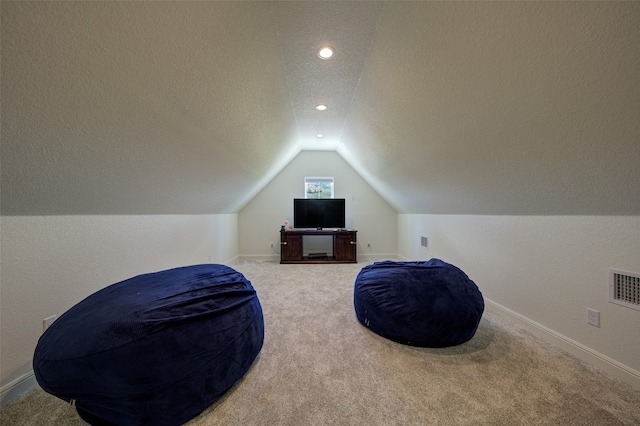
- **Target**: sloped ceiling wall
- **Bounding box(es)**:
[2,2,639,216]
[342,2,640,214]
[2,2,298,214]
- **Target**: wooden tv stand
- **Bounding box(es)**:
[280,229,357,264]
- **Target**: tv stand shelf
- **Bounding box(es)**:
[280,229,357,264]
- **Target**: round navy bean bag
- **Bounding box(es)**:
[354,259,484,347]
[33,264,264,426]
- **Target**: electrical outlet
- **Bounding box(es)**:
[43,315,57,332]
[587,308,600,327]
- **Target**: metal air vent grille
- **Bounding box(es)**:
[421,236,429,249]
[609,269,640,311]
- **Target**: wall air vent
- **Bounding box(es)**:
[420,236,429,249]
[609,269,640,311]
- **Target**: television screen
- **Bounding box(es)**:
[293,198,345,229]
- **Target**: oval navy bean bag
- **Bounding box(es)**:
[354,259,484,347]
[33,264,264,425]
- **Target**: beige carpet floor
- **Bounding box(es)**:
[2,258,639,425]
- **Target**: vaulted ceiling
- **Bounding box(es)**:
[2,1,639,215]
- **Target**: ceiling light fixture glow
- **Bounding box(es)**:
[316,133,324,138]
[315,104,327,111]
[318,46,334,59]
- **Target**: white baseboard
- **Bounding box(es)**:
[237,255,278,261]
[358,254,399,262]
[0,371,38,407]
[224,254,241,263]
[485,298,640,391]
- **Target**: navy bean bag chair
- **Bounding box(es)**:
[354,259,484,347]
[33,264,264,426]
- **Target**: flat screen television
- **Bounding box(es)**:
[293,198,345,230]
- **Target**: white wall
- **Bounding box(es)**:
[398,214,640,378]
[239,150,397,259]
[4,209,638,399]
[0,214,238,400]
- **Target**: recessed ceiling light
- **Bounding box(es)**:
[318,46,334,59]
[315,104,327,111]
[316,133,324,138]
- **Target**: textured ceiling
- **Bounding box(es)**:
[2,1,639,215]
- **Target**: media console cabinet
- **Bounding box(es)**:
[280,229,357,264]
